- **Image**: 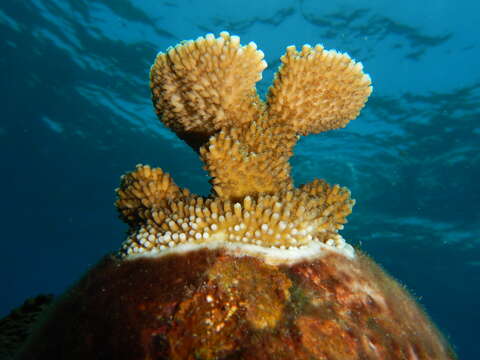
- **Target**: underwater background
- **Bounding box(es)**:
[0,0,478,358]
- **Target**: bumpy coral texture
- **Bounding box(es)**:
[116,32,372,256]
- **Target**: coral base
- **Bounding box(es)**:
[17,248,455,359]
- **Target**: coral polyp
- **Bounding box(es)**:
[9,32,455,359]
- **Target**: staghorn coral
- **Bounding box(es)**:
[267,44,372,135]
[115,164,188,227]
[118,31,370,258]
[13,32,456,360]
[199,116,297,199]
[117,174,355,258]
[150,32,266,148]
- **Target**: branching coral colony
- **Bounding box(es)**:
[13,32,455,359]
[116,32,371,260]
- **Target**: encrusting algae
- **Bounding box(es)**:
[3,32,456,360]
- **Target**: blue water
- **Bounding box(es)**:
[1,1,478,358]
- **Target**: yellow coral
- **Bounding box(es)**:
[150,32,266,147]
[115,164,187,226]
[117,178,354,257]
[116,32,372,258]
[267,44,372,135]
[199,115,297,200]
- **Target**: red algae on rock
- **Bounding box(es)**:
[10,32,456,359]
[289,252,454,359]
[15,251,454,359]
